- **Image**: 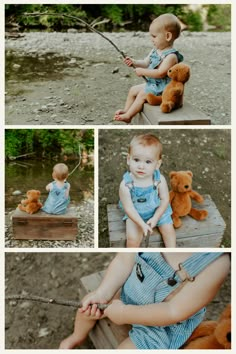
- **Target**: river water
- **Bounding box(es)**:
[5,158,94,209]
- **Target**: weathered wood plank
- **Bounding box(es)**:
[133,102,211,125]
[80,271,131,349]
[12,207,78,240]
[108,195,225,248]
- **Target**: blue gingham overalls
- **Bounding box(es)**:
[119,170,173,226]
[41,181,70,215]
[145,48,184,95]
[120,252,223,349]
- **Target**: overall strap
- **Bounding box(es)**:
[153,170,161,189]
[123,171,133,190]
[175,252,223,282]
[159,48,184,62]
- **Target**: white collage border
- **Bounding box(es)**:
[0,0,234,353]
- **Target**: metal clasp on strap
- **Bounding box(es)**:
[167,263,195,286]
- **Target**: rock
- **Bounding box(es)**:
[67,28,78,33]
[12,190,22,196]
[112,67,119,74]
[12,63,21,69]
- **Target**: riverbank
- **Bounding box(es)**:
[5,31,231,125]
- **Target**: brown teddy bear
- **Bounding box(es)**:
[183,304,231,349]
[18,190,42,214]
[146,62,190,113]
[169,171,208,228]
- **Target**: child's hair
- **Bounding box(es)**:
[53,163,69,181]
[128,134,162,159]
[152,13,181,40]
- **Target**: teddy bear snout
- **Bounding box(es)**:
[226,331,231,343]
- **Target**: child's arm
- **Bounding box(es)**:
[104,253,230,326]
[135,53,178,79]
[45,182,52,192]
[146,174,170,228]
[80,253,135,311]
[65,182,70,198]
[119,181,152,236]
[124,51,152,69]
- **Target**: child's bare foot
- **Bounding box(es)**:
[59,333,84,349]
[114,113,132,124]
[115,109,126,116]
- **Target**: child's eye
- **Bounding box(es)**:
[146,160,152,164]
[134,158,139,162]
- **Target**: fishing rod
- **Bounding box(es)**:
[23,11,147,82]
[6,294,109,310]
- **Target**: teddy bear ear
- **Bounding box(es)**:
[37,190,41,195]
[169,171,177,178]
[187,171,193,177]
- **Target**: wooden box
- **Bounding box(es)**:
[107,195,225,248]
[80,270,131,349]
[133,102,211,125]
[12,207,78,240]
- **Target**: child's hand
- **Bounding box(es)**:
[79,303,105,320]
[123,56,134,67]
[135,68,145,77]
[142,223,153,237]
[104,299,126,325]
[79,290,108,313]
[147,217,158,229]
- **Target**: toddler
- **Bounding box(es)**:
[59,252,230,349]
[119,134,175,248]
[114,13,183,123]
[41,163,70,215]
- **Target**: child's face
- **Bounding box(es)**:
[127,144,161,180]
[149,22,170,50]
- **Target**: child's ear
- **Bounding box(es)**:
[166,31,173,42]
[156,159,162,169]
[127,154,130,166]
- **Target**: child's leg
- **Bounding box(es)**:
[158,224,176,248]
[117,337,136,349]
[59,308,97,349]
[115,88,147,123]
[126,218,143,248]
[115,84,145,117]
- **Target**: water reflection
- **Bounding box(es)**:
[5,159,94,208]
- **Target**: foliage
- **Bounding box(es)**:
[5,129,94,159]
[207,4,231,31]
[5,4,230,32]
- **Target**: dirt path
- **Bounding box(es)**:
[5,31,230,125]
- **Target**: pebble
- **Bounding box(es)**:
[12,190,22,196]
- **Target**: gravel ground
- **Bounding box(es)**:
[5,31,231,125]
[5,252,231,349]
[5,199,94,248]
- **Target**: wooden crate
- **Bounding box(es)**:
[132,102,211,125]
[80,271,131,349]
[107,195,225,248]
[12,207,78,240]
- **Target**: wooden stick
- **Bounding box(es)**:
[6,294,108,310]
[23,11,147,82]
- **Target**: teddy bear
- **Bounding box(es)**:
[169,171,208,228]
[18,189,42,214]
[146,62,190,113]
[183,304,231,349]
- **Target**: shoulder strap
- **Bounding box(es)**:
[123,171,133,190]
[160,48,184,63]
[153,169,161,189]
[181,252,223,279]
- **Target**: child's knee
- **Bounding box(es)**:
[126,233,142,247]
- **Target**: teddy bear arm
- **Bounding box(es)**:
[146,93,162,106]
[189,190,204,203]
[169,190,176,203]
[20,199,30,205]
